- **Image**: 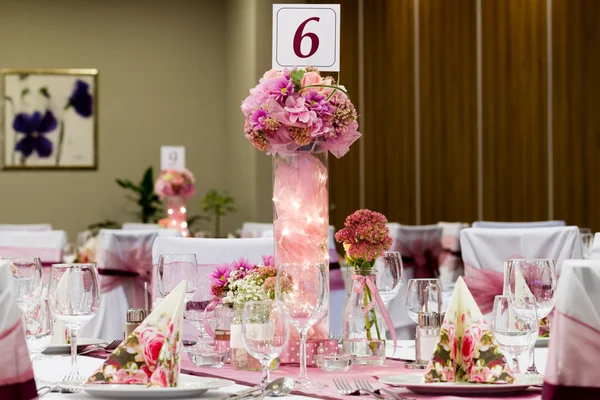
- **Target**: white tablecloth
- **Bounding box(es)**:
[36,342,548,399]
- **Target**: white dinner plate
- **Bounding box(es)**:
[536,337,550,348]
[43,339,106,355]
[60,375,235,399]
[378,373,543,395]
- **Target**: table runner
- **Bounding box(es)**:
[86,349,542,399]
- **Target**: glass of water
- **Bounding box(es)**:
[23,296,53,360]
[491,295,538,373]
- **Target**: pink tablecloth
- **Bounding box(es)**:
[87,350,541,399]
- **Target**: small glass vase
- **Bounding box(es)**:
[342,272,386,365]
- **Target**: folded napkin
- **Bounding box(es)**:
[424,277,515,384]
[87,280,186,387]
[542,260,600,399]
[0,260,37,400]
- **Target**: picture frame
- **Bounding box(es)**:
[1,68,98,170]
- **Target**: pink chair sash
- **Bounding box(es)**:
[542,309,600,399]
[330,268,345,291]
[399,239,441,279]
[462,264,504,314]
[97,244,152,309]
[0,320,37,400]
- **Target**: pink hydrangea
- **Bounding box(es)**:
[154,169,196,199]
[335,209,393,262]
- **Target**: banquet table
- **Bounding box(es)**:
[36,341,547,399]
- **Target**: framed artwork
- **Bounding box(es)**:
[1,69,98,170]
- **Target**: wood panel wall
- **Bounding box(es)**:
[322,0,600,232]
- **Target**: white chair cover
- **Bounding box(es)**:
[122,222,159,230]
[386,224,443,339]
[589,232,600,260]
[240,222,273,238]
[461,226,582,275]
[472,220,566,228]
[0,223,52,231]
[437,222,469,289]
[0,260,37,399]
[81,229,171,341]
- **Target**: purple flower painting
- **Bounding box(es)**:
[68,80,93,118]
[12,110,57,158]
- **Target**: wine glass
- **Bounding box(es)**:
[491,295,538,373]
[22,296,53,360]
[184,280,213,350]
[276,262,328,389]
[581,233,594,259]
[157,254,198,301]
[406,278,442,323]
[242,300,289,384]
[374,251,403,305]
[4,257,43,310]
[506,258,557,375]
[47,264,100,377]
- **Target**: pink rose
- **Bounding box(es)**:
[263,69,284,79]
[300,71,323,89]
[139,328,166,370]
[112,368,148,384]
[461,325,482,365]
[470,366,494,383]
[150,365,170,387]
[443,366,456,382]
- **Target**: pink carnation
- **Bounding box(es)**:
[335,209,393,262]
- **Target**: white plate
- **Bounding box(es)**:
[536,337,550,348]
[43,339,106,354]
[378,373,543,395]
[60,375,235,399]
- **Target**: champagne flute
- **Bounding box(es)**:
[581,233,594,259]
[506,258,556,375]
[276,263,328,389]
[491,295,538,373]
[157,254,198,301]
[4,257,43,311]
[242,300,289,384]
[47,264,100,378]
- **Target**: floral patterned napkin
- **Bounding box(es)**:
[424,277,515,384]
[86,281,186,387]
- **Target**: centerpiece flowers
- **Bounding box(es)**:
[335,209,395,363]
[154,169,196,235]
[208,256,290,371]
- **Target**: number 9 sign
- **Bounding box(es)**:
[272,4,340,72]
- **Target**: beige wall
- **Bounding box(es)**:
[0,0,229,238]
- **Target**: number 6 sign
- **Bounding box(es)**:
[272,4,340,72]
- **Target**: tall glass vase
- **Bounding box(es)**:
[273,143,329,339]
[165,196,188,236]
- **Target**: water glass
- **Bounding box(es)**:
[491,295,538,373]
[242,301,289,384]
[157,254,198,301]
[47,264,100,376]
[406,278,442,323]
[374,251,403,305]
[276,262,328,389]
[22,296,53,360]
[4,257,43,310]
[581,233,594,259]
[184,280,212,350]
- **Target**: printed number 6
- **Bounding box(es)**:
[293,17,320,58]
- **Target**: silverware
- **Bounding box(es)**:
[253,377,294,399]
[220,377,293,400]
[333,378,363,396]
[355,379,415,400]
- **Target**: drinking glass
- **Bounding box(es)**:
[276,263,328,389]
[4,257,43,310]
[491,295,538,373]
[581,233,594,259]
[406,278,442,323]
[22,296,53,360]
[506,258,556,375]
[157,254,198,301]
[184,280,212,350]
[374,251,403,305]
[47,264,100,377]
[242,300,289,384]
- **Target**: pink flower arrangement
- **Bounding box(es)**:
[154,168,196,199]
[241,67,361,158]
[335,209,393,265]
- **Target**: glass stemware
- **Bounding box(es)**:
[242,300,289,384]
[22,296,53,360]
[184,280,212,350]
[276,262,328,390]
[491,295,538,373]
[406,278,442,324]
[506,258,557,375]
[581,233,594,259]
[47,264,100,376]
[4,257,43,311]
[375,251,404,305]
[157,254,198,301]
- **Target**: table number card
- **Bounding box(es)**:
[272,4,341,71]
[160,146,185,171]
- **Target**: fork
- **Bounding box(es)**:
[354,379,415,400]
[334,378,385,398]
[37,372,86,396]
